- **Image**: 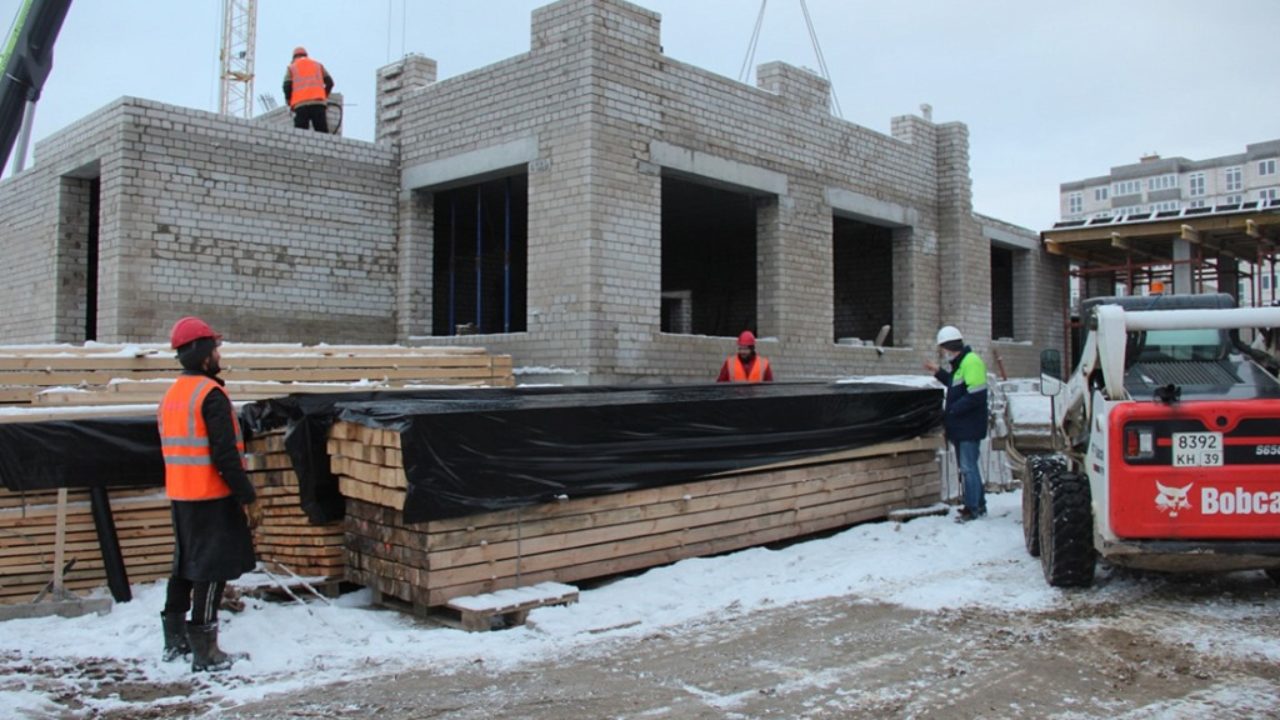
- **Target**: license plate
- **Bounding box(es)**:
[1172,432,1223,467]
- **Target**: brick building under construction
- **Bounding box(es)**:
[0,0,1064,383]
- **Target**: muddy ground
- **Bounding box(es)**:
[16,569,1279,719]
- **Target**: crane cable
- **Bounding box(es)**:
[799,0,843,118]
[737,0,767,84]
[738,0,843,119]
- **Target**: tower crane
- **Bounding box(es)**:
[218,0,256,119]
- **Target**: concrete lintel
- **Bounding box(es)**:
[825,187,917,228]
[402,137,538,190]
[649,141,787,196]
[982,222,1038,252]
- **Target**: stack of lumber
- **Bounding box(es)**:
[328,422,406,510]
[0,487,172,605]
[340,430,942,611]
[0,343,512,603]
[245,431,344,579]
[0,343,513,407]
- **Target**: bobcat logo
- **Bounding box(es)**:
[1155,482,1193,517]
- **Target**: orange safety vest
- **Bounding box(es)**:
[726,355,770,383]
[288,57,328,108]
[158,375,244,501]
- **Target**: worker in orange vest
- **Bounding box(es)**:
[158,317,257,673]
[283,46,334,132]
[717,330,774,383]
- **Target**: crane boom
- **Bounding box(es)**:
[0,0,72,175]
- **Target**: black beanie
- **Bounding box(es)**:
[176,337,217,372]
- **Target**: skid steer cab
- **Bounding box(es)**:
[1021,293,1280,588]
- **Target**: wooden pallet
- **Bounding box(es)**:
[444,582,579,631]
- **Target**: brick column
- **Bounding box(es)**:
[396,189,432,340]
[935,121,989,353]
[376,55,437,145]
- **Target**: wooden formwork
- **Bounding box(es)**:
[339,430,942,612]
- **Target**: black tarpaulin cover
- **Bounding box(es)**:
[0,382,943,525]
[0,416,164,492]
[280,381,943,523]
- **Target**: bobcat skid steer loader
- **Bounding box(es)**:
[1014,293,1280,587]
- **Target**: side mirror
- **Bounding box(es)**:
[1039,348,1063,396]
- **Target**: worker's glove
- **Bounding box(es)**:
[245,502,262,531]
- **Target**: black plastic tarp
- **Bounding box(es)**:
[0,416,164,492]
[0,382,943,525]
[250,382,943,523]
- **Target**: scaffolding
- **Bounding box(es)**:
[1042,199,1280,362]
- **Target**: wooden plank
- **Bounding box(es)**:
[418,451,937,538]
[425,475,914,569]
[423,498,903,607]
[0,406,160,422]
[422,458,936,552]
[420,484,909,590]
[419,479,911,586]
[337,477,404,509]
[332,457,406,490]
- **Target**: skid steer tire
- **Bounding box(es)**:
[1038,470,1096,587]
[1267,568,1280,586]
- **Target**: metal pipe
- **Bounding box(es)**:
[12,100,34,172]
[504,176,511,333]
[448,196,456,335]
[475,185,483,333]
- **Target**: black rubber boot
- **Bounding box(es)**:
[187,622,246,672]
[161,612,190,662]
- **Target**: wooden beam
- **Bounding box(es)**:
[1180,224,1201,243]
[1110,233,1129,250]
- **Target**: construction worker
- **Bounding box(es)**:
[924,325,988,521]
[283,46,333,132]
[158,317,256,672]
[717,330,773,383]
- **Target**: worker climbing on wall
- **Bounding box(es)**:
[283,46,334,133]
[717,330,773,383]
[923,325,988,522]
[158,316,257,672]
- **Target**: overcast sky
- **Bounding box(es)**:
[2,0,1278,231]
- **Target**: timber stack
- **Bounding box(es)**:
[245,430,345,580]
[0,487,172,605]
[0,343,513,408]
[338,425,942,614]
[0,342,514,604]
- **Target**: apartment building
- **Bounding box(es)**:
[1059,140,1280,221]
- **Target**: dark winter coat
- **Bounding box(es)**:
[169,372,257,582]
[933,346,989,442]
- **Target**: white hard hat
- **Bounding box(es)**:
[936,326,963,345]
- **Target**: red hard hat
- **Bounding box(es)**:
[292,46,308,58]
[737,330,756,347]
[170,316,221,349]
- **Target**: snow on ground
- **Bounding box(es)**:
[1,491,1277,716]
